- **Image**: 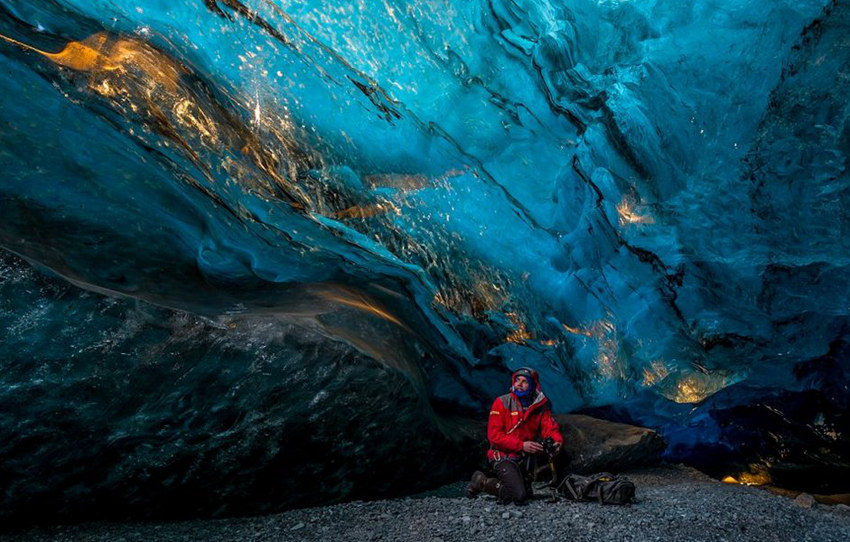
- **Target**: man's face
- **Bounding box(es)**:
[514,375,530,392]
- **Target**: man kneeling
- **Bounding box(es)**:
[466,367,564,504]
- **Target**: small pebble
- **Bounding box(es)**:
[794,493,816,509]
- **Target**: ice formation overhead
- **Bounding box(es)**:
[1,0,848,521]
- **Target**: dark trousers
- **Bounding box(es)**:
[492,459,530,504]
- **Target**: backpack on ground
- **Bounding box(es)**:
[557,472,636,505]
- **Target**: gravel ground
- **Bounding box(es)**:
[5,466,849,542]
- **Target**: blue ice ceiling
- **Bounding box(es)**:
[1,0,849,519]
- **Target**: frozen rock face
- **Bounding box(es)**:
[0,0,849,521]
[0,252,482,524]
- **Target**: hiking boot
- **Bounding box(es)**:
[466,471,501,498]
[465,471,488,498]
[482,477,501,497]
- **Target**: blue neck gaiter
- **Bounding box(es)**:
[513,386,535,407]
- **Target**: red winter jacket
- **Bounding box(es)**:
[486,369,563,463]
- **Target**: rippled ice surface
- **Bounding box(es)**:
[1,0,849,522]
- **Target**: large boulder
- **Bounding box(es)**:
[468,413,666,473]
[555,414,666,473]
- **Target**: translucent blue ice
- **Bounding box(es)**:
[1,0,849,513]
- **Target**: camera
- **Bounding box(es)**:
[541,436,558,456]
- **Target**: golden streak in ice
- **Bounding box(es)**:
[562,323,593,337]
[0,30,313,210]
[505,312,532,345]
[317,287,405,328]
[641,359,670,387]
[617,198,655,225]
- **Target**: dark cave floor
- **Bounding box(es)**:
[5,465,850,542]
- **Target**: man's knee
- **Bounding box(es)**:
[500,484,528,505]
[493,460,529,505]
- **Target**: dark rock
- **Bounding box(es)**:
[555,414,667,473]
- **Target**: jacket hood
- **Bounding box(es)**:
[510,367,548,410]
[511,367,541,390]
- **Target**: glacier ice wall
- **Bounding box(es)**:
[1,0,849,521]
[0,251,479,522]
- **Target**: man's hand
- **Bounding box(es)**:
[552,441,563,456]
[523,441,544,454]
